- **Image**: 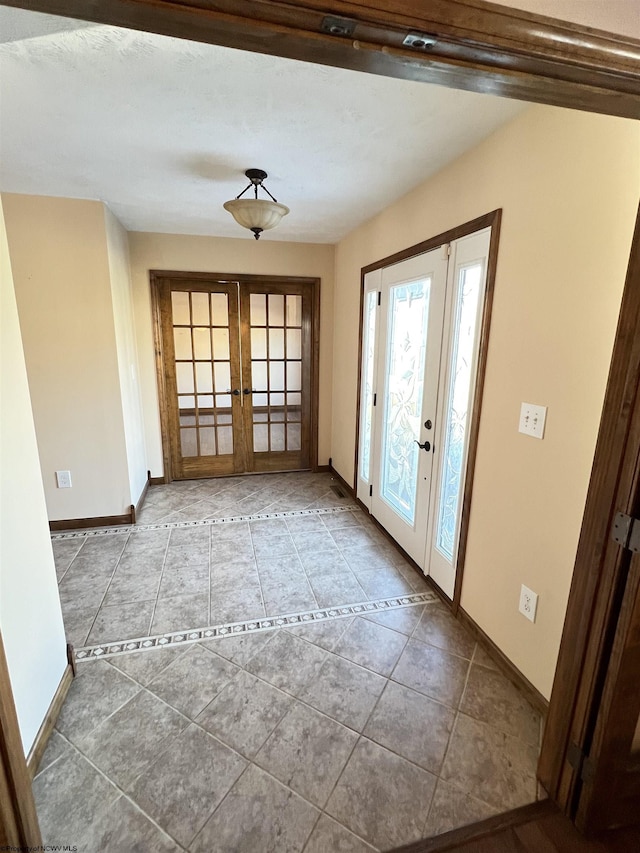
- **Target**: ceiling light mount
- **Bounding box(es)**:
[403,32,438,50]
[223,168,290,240]
[321,16,357,38]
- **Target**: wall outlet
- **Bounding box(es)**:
[56,470,72,489]
[519,584,538,623]
[519,402,547,439]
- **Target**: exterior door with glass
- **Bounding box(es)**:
[362,248,448,563]
[357,228,492,597]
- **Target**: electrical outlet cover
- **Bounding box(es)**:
[55,470,72,489]
[519,584,538,623]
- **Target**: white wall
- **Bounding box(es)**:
[0,197,67,754]
[3,194,133,521]
[105,205,148,505]
[128,232,335,476]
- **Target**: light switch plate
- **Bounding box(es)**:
[519,402,547,439]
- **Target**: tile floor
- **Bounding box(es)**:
[52,472,428,650]
[38,472,543,852]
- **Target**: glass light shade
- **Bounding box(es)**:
[223,198,289,233]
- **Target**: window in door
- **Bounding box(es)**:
[357,222,496,600]
[152,273,319,480]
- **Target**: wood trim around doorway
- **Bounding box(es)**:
[537,205,640,818]
[1,0,639,843]
[353,210,501,612]
[7,1,640,119]
[0,632,42,848]
[150,271,321,480]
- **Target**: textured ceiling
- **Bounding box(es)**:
[0,9,526,243]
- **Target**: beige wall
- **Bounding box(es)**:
[105,206,148,504]
[0,197,67,753]
[333,105,640,698]
[128,233,335,476]
[3,194,132,520]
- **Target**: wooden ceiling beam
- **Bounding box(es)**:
[1,0,639,118]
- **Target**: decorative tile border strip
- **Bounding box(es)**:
[51,505,358,541]
[75,591,438,662]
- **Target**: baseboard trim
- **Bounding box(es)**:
[315,464,330,473]
[329,465,355,497]
[149,476,166,485]
[392,799,555,852]
[26,654,75,778]
[351,494,546,715]
[457,607,549,716]
[49,510,133,531]
[131,471,151,524]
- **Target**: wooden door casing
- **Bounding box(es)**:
[0,632,42,848]
[576,548,640,832]
[0,1,637,844]
[157,277,244,478]
[239,281,316,473]
[151,271,320,480]
[537,207,640,830]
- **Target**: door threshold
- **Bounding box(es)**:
[390,799,554,852]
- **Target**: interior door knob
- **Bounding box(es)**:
[414,439,431,452]
[243,388,255,395]
[227,388,240,396]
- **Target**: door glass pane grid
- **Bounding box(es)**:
[250,292,303,453]
[360,290,378,481]
[171,289,234,458]
[436,263,482,560]
[381,278,431,525]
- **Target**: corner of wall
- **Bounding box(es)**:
[0,196,67,754]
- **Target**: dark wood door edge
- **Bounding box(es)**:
[390,798,555,852]
[5,1,640,118]
[538,205,640,812]
[0,632,42,847]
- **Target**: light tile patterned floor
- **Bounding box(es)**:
[37,472,543,852]
[53,473,428,650]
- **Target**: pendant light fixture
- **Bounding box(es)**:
[223,169,289,240]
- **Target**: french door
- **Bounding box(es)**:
[152,273,319,479]
[357,227,493,598]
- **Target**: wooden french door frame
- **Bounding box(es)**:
[155,276,245,478]
[354,211,501,611]
[2,0,640,844]
[150,271,320,481]
[239,280,318,473]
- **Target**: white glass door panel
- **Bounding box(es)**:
[358,227,492,597]
[369,248,448,563]
[427,228,491,597]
